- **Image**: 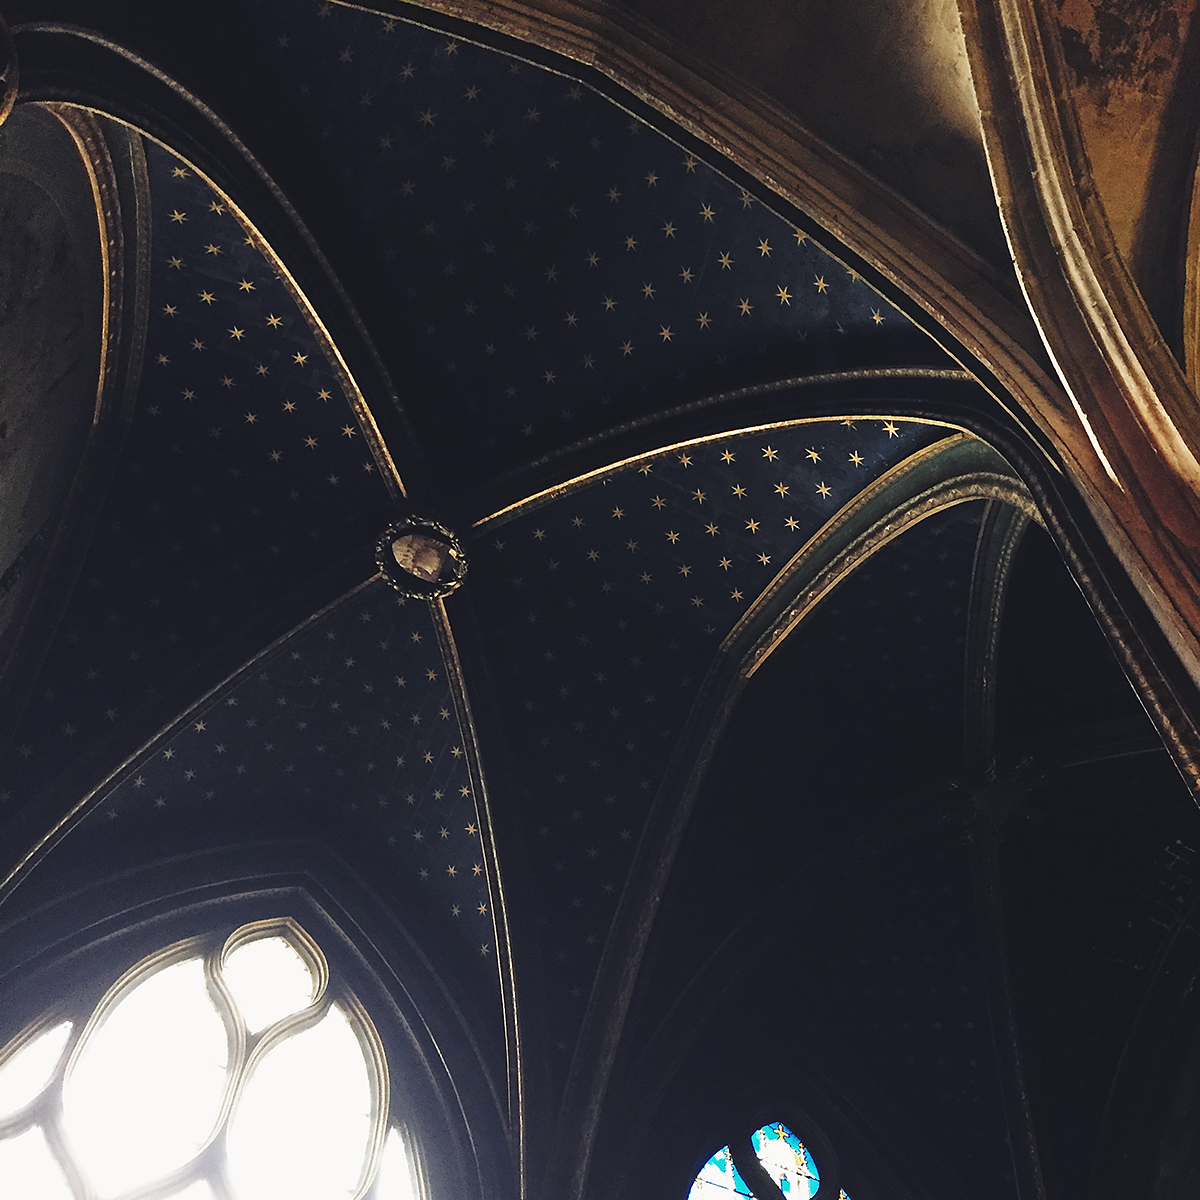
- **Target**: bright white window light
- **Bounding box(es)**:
[376,1127,422,1200]
[226,1004,373,1200]
[61,956,230,1196]
[223,936,315,1033]
[166,1181,219,1200]
[0,1021,71,1119]
[0,920,411,1200]
[0,1125,75,1200]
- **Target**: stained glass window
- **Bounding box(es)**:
[0,919,426,1200]
[687,1122,854,1200]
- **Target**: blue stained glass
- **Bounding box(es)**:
[751,1123,820,1199]
[688,1146,755,1200]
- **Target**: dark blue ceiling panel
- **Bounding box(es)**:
[469,416,950,1055]
[0,142,393,807]
[65,584,497,990]
[231,4,957,486]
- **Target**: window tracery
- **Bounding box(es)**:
[0,918,425,1200]
[688,1122,850,1200]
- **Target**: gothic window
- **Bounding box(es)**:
[0,918,425,1200]
[688,1122,849,1200]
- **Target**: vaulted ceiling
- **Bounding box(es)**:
[2,5,1200,1200]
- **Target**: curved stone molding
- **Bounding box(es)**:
[959,0,1200,690]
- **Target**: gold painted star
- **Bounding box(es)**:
[719,557,732,570]
[678,564,692,577]
[738,298,753,316]
[228,327,244,340]
[256,364,269,376]
[883,421,900,437]
[620,340,634,356]
[774,482,790,497]
[612,506,625,518]
[692,488,706,503]
[758,239,771,256]
[283,400,296,412]
[171,166,189,179]
[220,376,234,388]
[683,154,698,171]
[155,353,169,365]
[731,484,747,498]
[209,200,225,214]
[680,267,693,282]
[204,243,222,256]
[607,186,621,202]
[586,252,600,267]
[198,291,215,304]
[191,338,206,351]
[419,109,436,126]
[777,285,792,305]
[267,314,283,328]
[705,523,719,536]
[168,256,183,269]
[718,252,733,269]
[814,275,829,293]
[238,279,255,292]
[758,552,772,565]
[677,453,692,466]
[762,446,779,461]
[745,518,760,532]
[696,312,711,328]
[665,530,680,543]
[603,295,617,311]
[244,412,258,424]
[871,309,885,324]
[624,235,638,250]
[850,451,864,467]
[806,448,821,462]
[317,389,332,400]
[699,204,715,222]
[651,495,666,509]
[304,436,318,448]
[162,304,177,316]
[794,227,808,243]
[662,221,675,238]
[170,210,186,223]
[731,588,744,600]
[720,449,735,463]
[341,424,357,438]
[564,311,578,327]
[785,516,801,530]
[642,283,655,299]
[816,482,832,497]
[659,325,672,341]
[645,170,658,186]
[293,352,308,365]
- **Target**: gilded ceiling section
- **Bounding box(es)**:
[0,142,393,807]
[473,417,950,1063]
[240,4,955,486]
